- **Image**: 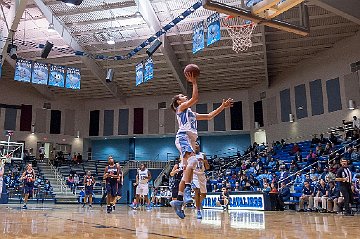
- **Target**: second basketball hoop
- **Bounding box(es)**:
[224,16,257,53]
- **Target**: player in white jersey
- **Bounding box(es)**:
[170,72,233,219]
[132,163,152,210]
[192,142,210,219]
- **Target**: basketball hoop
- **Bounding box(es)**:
[224,16,257,53]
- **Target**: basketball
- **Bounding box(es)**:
[184,64,200,80]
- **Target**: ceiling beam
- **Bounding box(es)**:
[0,0,27,64]
[33,0,126,102]
[0,0,55,100]
[311,0,360,25]
[137,0,188,94]
[260,26,270,87]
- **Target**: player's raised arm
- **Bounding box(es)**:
[196,98,233,121]
[178,73,199,112]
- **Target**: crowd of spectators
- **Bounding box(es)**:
[205,128,360,213]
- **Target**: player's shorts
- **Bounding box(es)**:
[175,131,197,157]
[106,181,117,197]
[192,174,207,194]
[85,185,93,196]
[24,182,34,194]
[117,183,122,197]
[136,183,149,196]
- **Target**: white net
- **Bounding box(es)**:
[225,17,257,53]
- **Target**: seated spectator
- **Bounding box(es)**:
[294,151,303,162]
[323,143,333,155]
[278,182,291,203]
[309,168,319,179]
[268,158,276,169]
[326,181,340,213]
[305,150,317,166]
[315,143,324,156]
[262,182,271,193]
[44,179,53,197]
[74,174,80,187]
[319,134,327,144]
[351,147,360,161]
[298,181,314,212]
[216,187,229,210]
[343,147,353,161]
[319,168,329,181]
[76,153,83,164]
[78,188,85,204]
[329,133,338,145]
[161,174,169,186]
[351,182,360,204]
[304,174,312,183]
[67,175,75,194]
[311,134,320,146]
[279,165,289,184]
[313,179,328,212]
[294,172,305,185]
[290,143,301,156]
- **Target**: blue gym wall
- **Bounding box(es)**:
[91,134,251,161]
[135,137,177,160]
[200,134,251,157]
[91,139,129,161]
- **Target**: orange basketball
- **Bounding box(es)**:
[184,64,200,80]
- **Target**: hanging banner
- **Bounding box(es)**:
[144,58,154,82]
[135,62,144,86]
[207,12,221,46]
[49,65,65,87]
[14,59,32,83]
[32,62,49,85]
[192,21,205,54]
[66,67,81,89]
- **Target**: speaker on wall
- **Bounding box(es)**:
[146,40,162,57]
[41,41,54,59]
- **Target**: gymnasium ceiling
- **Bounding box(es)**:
[0,0,359,100]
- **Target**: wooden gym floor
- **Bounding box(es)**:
[0,204,358,239]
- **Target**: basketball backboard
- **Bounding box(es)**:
[202,0,310,36]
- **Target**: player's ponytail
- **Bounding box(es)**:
[171,95,181,112]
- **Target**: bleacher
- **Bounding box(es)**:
[206,136,360,211]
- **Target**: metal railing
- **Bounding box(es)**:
[153,160,175,188]
[278,138,360,188]
[48,162,70,194]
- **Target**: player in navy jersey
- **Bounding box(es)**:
[83,171,95,208]
[104,156,120,213]
[21,163,36,209]
[112,162,123,210]
[170,72,233,219]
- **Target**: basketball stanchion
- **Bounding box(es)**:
[224,16,257,53]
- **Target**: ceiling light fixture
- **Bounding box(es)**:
[47,23,56,32]
[57,0,83,6]
[107,36,115,45]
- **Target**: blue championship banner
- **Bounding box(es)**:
[144,57,153,82]
[202,192,270,211]
[32,62,49,85]
[136,61,144,86]
[193,21,205,54]
[66,67,81,89]
[14,59,32,83]
[49,65,65,87]
[207,12,221,46]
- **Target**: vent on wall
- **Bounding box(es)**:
[42,102,51,110]
[350,61,360,72]
[158,102,167,109]
[260,92,266,99]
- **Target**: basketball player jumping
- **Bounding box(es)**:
[104,156,120,213]
[21,163,36,209]
[170,69,233,219]
[192,142,210,219]
[131,163,152,210]
[83,170,95,208]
